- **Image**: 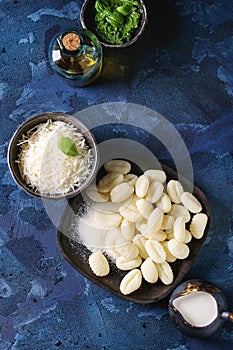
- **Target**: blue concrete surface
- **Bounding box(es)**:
[0,0,233,349]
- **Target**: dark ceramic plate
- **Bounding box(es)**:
[57,163,211,304]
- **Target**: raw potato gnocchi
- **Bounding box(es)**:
[120,269,142,295]
[166,180,184,204]
[104,159,131,174]
[116,255,142,271]
[82,159,208,296]
[190,213,208,239]
[141,257,158,283]
[89,251,110,277]
[181,192,202,213]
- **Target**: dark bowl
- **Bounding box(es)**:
[80,0,147,48]
[57,162,211,303]
[7,112,99,200]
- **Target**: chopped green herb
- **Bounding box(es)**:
[58,136,79,157]
[94,0,142,45]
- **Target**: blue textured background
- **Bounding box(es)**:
[0,1,233,349]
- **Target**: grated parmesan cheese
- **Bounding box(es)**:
[17,120,93,195]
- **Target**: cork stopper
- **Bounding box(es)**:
[62,32,81,51]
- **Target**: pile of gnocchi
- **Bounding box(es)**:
[82,159,208,296]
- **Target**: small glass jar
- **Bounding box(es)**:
[48,27,103,87]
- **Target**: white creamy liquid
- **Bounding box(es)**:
[173,291,218,327]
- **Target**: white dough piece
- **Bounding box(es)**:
[124,173,138,186]
[190,213,208,239]
[116,255,142,271]
[166,180,184,204]
[161,241,177,263]
[173,217,186,242]
[133,234,149,259]
[143,228,167,242]
[120,269,142,295]
[89,251,110,277]
[157,261,174,285]
[136,198,153,219]
[110,182,134,203]
[169,204,191,223]
[117,242,139,260]
[121,219,135,241]
[85,184,110,202]
[147,207,164,234]
[167,239,190,259]
[83,208,122,229]
[119,202,142,223]
[161,215,175,231]
[104,159,131,174]
[156,193,172,213]
[135,218,148,235]
[181,192,202,213]
[144,169,166,183]
[135,175,150,198]
[146,181,164,203]
[141,258,158,283]
[184,230,192,243]
[145,240,166,263]
[97,172,124,193]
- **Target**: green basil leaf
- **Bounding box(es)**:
[106,11,124,27]
[58,136,79,157]
[116,5,133,16]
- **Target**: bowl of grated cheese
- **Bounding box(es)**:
[8,112,99,199]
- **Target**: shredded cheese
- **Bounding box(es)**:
[17,120,93,195]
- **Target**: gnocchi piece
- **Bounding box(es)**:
[135,218,148,235]
[86,184,110,202]
[110,182,134,203]
[157,261,174,285]
[169,204,191,223]
[120,269,142,295]
[144,169,166,183]
[104,228,123,249]
[124,173,138,186]
[167,239,190,259]
[143,228,167,242]
[181,192,202,214]
[166,180,184,204]
[92,199,128,214]
[135,175,149,198]
[147,207,164,234]
[133,234,149,259]
[141,258,158,283]
[161,241,177,263]
[119,202,142,223]
[161,215,175,231]
[116,255,142,271]
[173,216,186,242]
[117,242,139,260]
[190,213,208,239]
[98,172,124,193]
[121,219,135,241]
[156,193,172,213]
[145,240,166,263]
[86,209,122,229]
[184,229,192,243]
[104,159,131,174]
[146,181,164,203]
[136,198,153,219]
[89,251,110,277]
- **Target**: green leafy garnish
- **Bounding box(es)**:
[94,0,142,45]
[58,136,79,157]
